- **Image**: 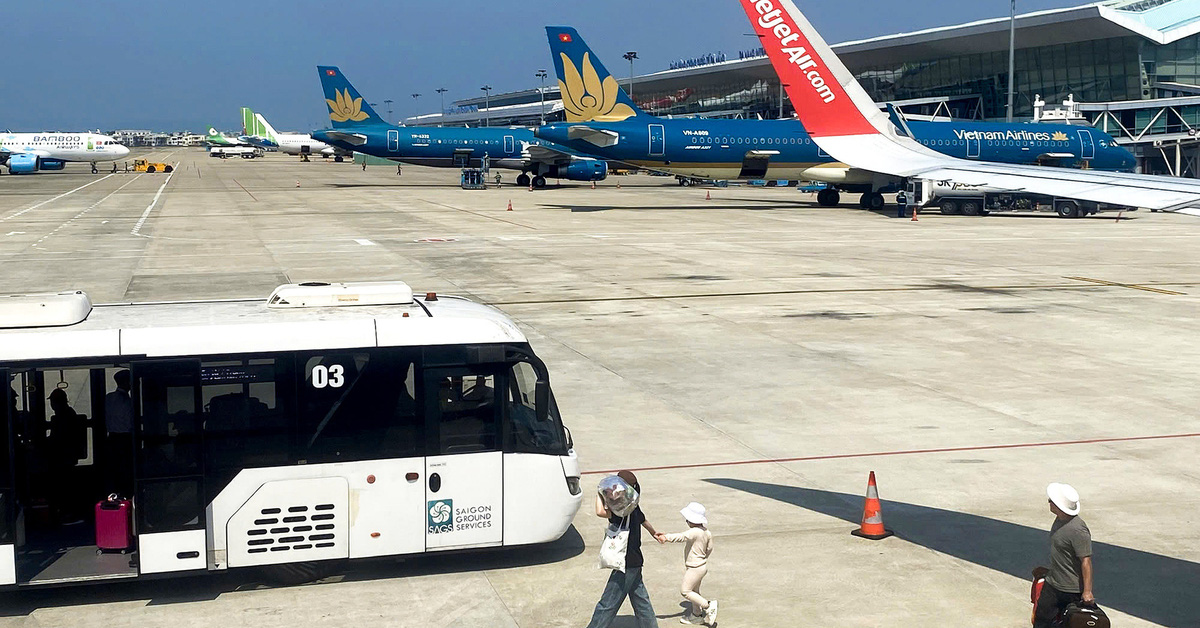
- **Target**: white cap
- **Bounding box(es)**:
[680,502,707,526]
[1047,483,1081,516]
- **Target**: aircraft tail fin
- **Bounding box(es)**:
[255,113,279,142]
[545,26,646,122]
[317,66,386,128]
[207,127,221,137]
[241,108,256,136]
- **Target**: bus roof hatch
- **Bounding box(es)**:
[0,290,93,328]
[267,281,415,308]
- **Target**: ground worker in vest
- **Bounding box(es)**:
[1034,483,1094,627]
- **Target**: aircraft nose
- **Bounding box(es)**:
[117,146,130,158]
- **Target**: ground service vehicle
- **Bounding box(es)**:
[209,146,262,159]
[906,179,1133,218]
[0,281,582,587]
[132,159,173,173]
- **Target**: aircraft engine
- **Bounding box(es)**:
[38,158,66,171]
[549,160,608,182]
[7,154,39,173]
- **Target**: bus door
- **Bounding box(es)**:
[423,366,503,550]
[0,369,14,585]
[1078,130,1096,160]
[387,129,400,153]
[649,124,665,156]
[131,360,208,574]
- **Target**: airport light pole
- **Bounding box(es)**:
[536,69,548,125]
[411,93,421,123]
[436,88,448,126]
[384,99,393,122]
[1007,0,1016,122]
[481,85,492,127]
[623,52,638,99]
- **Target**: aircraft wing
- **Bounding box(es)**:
[322,131,368,146]
[740,0,1200,216]
[567,125,620,148]
[524,142,593,165]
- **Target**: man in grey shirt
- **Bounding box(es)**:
[1034,483,1094,627]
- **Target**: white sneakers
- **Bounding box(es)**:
[705,600,718,625]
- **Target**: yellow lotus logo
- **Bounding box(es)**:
[326,88,370,123]
[559,52,637,123]
[1052,131,1069,141]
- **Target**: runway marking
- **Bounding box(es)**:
[1,174,116,222]
[581,432,1200,475]
[354,239,376,246]
[131,168,176,236]
[34,173,144,247]
[232,179,258,201]
[1065,276,1186,296]
[5,232,24,236]
[422,200,536,230]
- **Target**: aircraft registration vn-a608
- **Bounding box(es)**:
[533,26,1135,210]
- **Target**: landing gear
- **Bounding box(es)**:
[516,173,531,187]
[532,175,547,189]
[334,155,344,163]
[91,163,98,174]
[816,188,841,207]
[859,192,885,210]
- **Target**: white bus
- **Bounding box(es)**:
[0,281,582,587]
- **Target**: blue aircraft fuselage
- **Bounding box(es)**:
[534,117,1135,187]
[312,125,533,170]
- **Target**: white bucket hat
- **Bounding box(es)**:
[680,502,707,526]
[1047,483,1081,516]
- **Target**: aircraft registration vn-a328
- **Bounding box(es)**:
[310,66,607,188]
[1,132,129,174]
[738,0,1200,216]
[534,26,1135,209]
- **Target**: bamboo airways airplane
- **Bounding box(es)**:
[1,132,129,174]
[533,26,1137,210]
[735,0,1200,216]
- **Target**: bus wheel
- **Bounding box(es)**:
[1056,201,1079,218]
[961,201,981,216]
[939,200,959,215]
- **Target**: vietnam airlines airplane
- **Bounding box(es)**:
[240,108,344,158]
[1,132,129,174]
[739,0,1200,215]
[534,27,1134,209]
[310,66,607,187]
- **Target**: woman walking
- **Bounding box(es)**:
[657,502,716,625]
[587,470,663,628]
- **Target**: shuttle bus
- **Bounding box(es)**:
[0,281,582,587]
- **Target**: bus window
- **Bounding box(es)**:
[505,362,566,455]
[134,360,204,532]
[298,351,421,463]
[432,372,498,454]
[202,358,290,475]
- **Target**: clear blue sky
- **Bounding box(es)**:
[1,0,1085,133]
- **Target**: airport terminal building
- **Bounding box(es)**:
[414,0,1200,176]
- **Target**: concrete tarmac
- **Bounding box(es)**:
[1,150,1198,627]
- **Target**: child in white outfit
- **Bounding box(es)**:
[657,502,716,626]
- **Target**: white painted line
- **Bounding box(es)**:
[32,173,144,248]
[5,232,25,236]
[354,239,377,246]
[2,174,116,222]
[131,169,175,236]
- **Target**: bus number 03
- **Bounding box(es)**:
[311,364,345,389]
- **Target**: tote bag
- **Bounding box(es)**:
[598,516,630,572]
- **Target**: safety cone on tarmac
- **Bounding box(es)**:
[507,200,513,212]
[851,471,894,540]
[296,180,300,188]
[706,189,712,201]
[911,206,918,222]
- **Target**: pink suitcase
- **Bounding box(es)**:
[95,495,133,553]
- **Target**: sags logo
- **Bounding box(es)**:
[427,499,453,533]
[558,52,637,123]
[327,88,371,123]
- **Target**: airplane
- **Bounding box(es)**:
[1,132,129,174]
[310,66,608,188]
[534,26,1135,209]
[205,127,253,147]
[738,0,1200,216]
[240,108,344,159]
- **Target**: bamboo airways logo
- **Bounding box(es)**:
[752,1,836,104]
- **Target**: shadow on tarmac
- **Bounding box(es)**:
[706,479,1198,628]
[0,526,586,616]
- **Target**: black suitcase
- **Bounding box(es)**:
[1063,602,1110,628]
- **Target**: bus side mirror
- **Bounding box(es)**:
[535,380,550,423]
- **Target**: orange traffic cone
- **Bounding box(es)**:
[910,206,918,222]
[851,471,894,540]
[506,200,513,212]
[706,190,712,201]
[295,180,300,188]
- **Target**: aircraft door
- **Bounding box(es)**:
[649,124,665,156]
[0,369,14,585]
[387,130,400,153]
[423,367,503,551]
[1078,130,1095,160]
[130,360,208,575]
[504,135,515,155]
[966,136,981,159]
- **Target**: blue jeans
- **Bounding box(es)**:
[586,567,658,628]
